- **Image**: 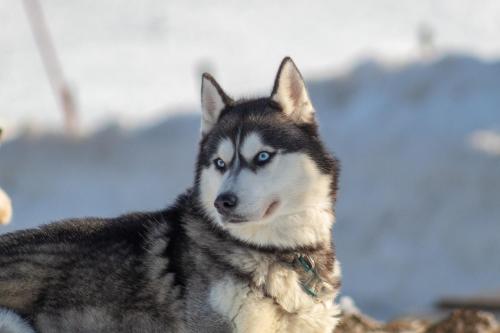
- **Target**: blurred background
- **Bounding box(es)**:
[1,0,499,320]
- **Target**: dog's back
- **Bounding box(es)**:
[0,211,187,331]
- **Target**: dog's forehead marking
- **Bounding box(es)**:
[217,138,234,162]
[233,128,242,167]
[240,132,266,161]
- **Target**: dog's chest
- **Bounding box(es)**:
[208,260,317,330]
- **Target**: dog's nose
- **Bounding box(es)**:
[214,192,238,215]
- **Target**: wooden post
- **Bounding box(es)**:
[22,0,78,135]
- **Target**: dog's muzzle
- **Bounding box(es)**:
[214,192,238,215]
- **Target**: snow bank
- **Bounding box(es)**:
[1,55,499,319]
[4,0,500,134]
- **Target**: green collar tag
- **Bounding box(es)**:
[301,283,319,297]
[296,255,321,298]
[297,255,313,272]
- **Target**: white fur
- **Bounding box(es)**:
[201,75,228,135]
[199,161,225,224]
[0,308,35,333]
[0,188,12,225]
[209,277,281,332]
[199,131,334,248]
[239,132,272,161]
[222,249,341,315]
[209,273,340,333]
[226,209,333,248]
[271,58,315,124]
[216,138,234,164]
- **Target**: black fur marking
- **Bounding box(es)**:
[161,195,191,296]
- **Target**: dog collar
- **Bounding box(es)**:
[294,254,323,298]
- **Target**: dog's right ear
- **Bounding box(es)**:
[200,73,232,135]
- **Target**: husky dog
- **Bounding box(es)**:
[0,57,341,332]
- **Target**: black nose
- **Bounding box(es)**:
[214,192,238,215]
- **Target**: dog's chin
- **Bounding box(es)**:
[221,200,281,225]
[223,216,249,224]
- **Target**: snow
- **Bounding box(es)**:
[314,55,500,319]
[1,54,500,320]
[1,0,500,321]
[469,130,500,156]
[3,0,500,134]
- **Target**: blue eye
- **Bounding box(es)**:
[258,152,270,161]
[214,158,226,171]
[255,151,273,166]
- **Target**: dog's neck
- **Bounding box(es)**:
[176,196,339,310]
[180,190,336,271]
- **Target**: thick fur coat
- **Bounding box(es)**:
[0,58,341,332]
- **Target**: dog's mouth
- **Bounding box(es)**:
[263,200,280,219]
[222,213,248,224]
[226,216,248,223]
[222,200,280,224]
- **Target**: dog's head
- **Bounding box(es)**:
[194,58,339,248]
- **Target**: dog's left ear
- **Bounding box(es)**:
[201,73,232,135]
[271,57,315,123]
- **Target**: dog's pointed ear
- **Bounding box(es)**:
[201,73,232,135]
[271,57,315,123]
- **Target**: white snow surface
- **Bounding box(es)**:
[3,0,500,134]
[1,54,500,320]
